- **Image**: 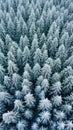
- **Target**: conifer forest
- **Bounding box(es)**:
[0,0,73,129]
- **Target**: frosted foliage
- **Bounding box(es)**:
[24,93,35,108]
[52,95,62,107]
[24,109,33,119]
[3,111,18,124]
[57,122,65,130]
[0,0,73,129]
[38,98,52,111]
[16,120,27,130]
[39,111,51,125]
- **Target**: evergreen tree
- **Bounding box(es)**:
[19,36,25,51]
[0,91,12,105]
[0,24,5,41]
[60,32,69,48]
[49,37,58,57]
[42,64,51,80]
[0,51,6,65]
[29,22,36,42]
[52,95,62,107]
[7,51,16,62]
[8,60,18,76]
[51,72,60,84]
[16,120,27,130]
[22,46,30,66]
[56,44,67,62]
[7,17,15,40]
[50,81,62,96]
[3,111,19,124]
[31,34,38,58]
[12,73,21,90]
[38,98,52,111]
[39,16,44,33]
[62,75,73,95]
[24,93,35,108]
[17,48,23,68]
[28,8,36,28]
[39,33,46,48]
[14,99,24,112]
[34,48,42,65]
[4,75,11,89]
[33,63,41,80]
[64,55,73,68]
[54,58,61,72]
[5,34,12,51]
[41,78,49,94]
[0,65,5,84]
[0,39,4,53]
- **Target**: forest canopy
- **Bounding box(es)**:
[0,0,73,130]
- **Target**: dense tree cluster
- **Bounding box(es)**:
[0,0,73,129]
